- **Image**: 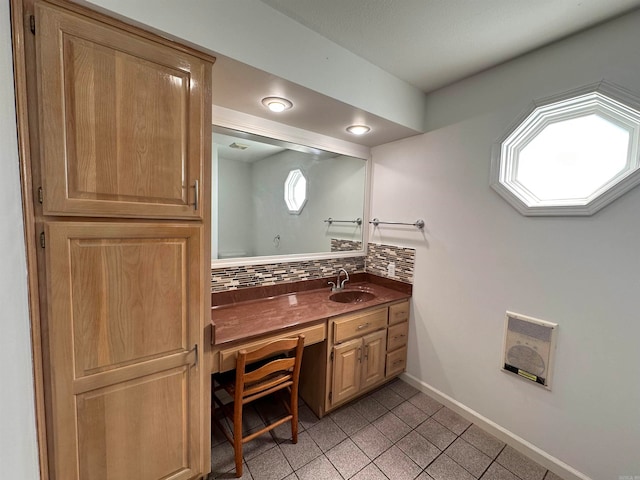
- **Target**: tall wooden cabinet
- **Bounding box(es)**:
[12,1,214,479]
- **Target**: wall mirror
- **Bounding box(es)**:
[212,124,369,265]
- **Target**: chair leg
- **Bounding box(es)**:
[291,392,299,444]
[233,401,243,477]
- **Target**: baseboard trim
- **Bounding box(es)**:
[399,373,592,480]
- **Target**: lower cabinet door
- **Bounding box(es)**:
[43,221,205,480]
[361,330,387,390]
[331,338,362,406]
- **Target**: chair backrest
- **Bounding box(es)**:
[235,335,305,403]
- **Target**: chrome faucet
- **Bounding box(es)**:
[328,268,350,292]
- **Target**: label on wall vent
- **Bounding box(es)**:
[504,363,545,385]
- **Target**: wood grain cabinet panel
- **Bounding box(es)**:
[316,301,411,414]
[389,301,410,325]
[44,222,204,480]
[331,338,362,405]
[76,368,194,480]
[327,309,391,410]
[386,301,410,378]
[386,347,408,378]
[36,2,210,219]
[333,307,387,343]
[361,329,386,390]
[387,321,408,352]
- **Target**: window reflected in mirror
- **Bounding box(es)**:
[212,126,367,261]
[284,169,307,214]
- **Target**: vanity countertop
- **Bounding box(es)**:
[211,281,410,346]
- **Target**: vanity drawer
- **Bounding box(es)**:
[333,307,388,343]
[388,301,410,326]
[386,347,407,377]
[217,322,326,372]
[387,322,408,351]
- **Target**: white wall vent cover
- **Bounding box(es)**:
[502,312,558,389]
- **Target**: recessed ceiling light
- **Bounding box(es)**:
[261,96,293,113]
[346,124,371,135]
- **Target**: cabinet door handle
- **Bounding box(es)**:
[357,347,362,362]
[393,359,403,366]
[192,179,199,211]
[357,322,370,330]
[364,344,369,360]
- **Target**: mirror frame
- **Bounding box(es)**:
[211,105,372,268]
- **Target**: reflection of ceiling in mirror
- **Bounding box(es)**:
[213,132,286,163]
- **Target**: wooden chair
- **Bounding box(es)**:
[212,335,305,478]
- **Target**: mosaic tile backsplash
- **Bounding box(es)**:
[211,243,415,292]
[330,238,363,252]
[211,256,365,292]
[365,243,415,283]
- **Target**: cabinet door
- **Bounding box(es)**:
[361,330,387,390]
[331,338,362,406]
[43,222,205,480]
[36,2,211,219]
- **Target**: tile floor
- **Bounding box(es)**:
[209,378,564,480]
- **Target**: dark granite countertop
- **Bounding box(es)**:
[211,277,411,346]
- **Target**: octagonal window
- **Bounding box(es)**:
[491,82,640,215]
[284,168,307,214]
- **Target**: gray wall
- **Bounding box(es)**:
[0,2,40,478]
[370,10,640,479]
[250,151,365,256]
[83,0,425,131]
[217,157,254,258]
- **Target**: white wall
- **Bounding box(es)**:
[0,2,41,479]
[371,10,640,480]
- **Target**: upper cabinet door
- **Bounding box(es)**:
[35,2,212,219]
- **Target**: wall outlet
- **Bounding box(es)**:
[387,262,396,277]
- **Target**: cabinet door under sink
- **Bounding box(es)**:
[361,330,386,390]
[331,338,362,405]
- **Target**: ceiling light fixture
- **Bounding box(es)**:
[346,124,371,135]
[261,96,293,113]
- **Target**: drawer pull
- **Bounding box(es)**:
[357,323,370,330]
[393,359,404,366]
[393,334,406,340]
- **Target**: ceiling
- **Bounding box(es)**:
[212,0,640,147]
[258,0,640,93]
[211,55,423,147]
